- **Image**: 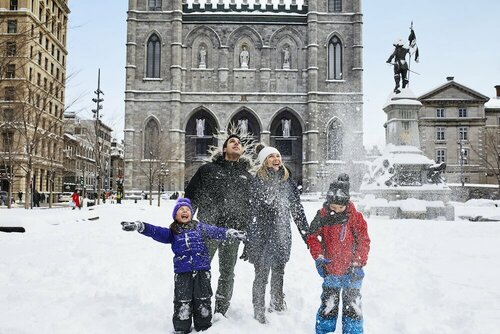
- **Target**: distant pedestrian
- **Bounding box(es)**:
[33,190,41,207]
[18,191,23,203]
[71,190,81,210]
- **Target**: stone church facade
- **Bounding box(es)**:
[124,0,364,192]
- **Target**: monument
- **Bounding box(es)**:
[359,26,454,220]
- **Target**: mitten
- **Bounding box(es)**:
[121,221,145,232]
[226,228,247,241]
[239,244,249,261]
[315,256,332,278]
[349,266,365,281]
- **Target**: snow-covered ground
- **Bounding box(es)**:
[1,199,500,334]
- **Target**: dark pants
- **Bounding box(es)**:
[207,239,240,315]
[252,262,286,315]
[173,271,213,333]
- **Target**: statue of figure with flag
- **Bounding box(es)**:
[387,23,419,94]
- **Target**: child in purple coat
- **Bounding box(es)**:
[121,198,246,334]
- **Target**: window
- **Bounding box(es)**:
[6,64,15,78]
[436,149,446,163]
[6,42,16,56]
[7,20,17,33]
[327,118,343,160]
[436,127,445,141]
[144,118,160,159]
[436,108,445,117]
[458,127,468,141]
[5,87,15,101]
[148,0,162,11]
[458,108,467,117]
[328,36,342,80]
[146,34,161,78]
[10,0,18,10]
[328,0,342,12]
[2,132,14,151]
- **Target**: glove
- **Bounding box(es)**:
[121,221,144,232]
[315,256,332,278]
[239,244,249,261]
[226,228,247,241]
[349,266,365,281]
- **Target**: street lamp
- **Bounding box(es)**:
[457,140,466,187]
[92,69,104,204]
[157,163,169,207]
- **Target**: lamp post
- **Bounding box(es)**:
[157,163,169,207]
[457,140,465,187]
[92,69,104,204]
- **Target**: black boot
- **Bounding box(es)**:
[254,307,268,324]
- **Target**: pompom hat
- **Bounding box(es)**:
[172,198,194,220]
[257,146,280,164]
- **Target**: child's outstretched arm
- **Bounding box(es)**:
[199,223,246,241]
[121,221,173,244]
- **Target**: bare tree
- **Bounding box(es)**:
[471,128,500,194]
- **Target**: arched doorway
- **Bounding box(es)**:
[185,109,218,182]
[228,109,261,153]
[270,110,303,184]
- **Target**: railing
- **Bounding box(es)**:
[183,0,307,13]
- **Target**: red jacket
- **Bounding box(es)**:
[71,193,80,207]
[306,202,370,276]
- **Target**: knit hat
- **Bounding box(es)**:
[257,146,280,165]
[223,134,241,157]
[172,198,194,220]
[326,174,350,206]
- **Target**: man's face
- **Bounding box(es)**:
[329,203,346,213]
[175,206,192,223]
[224,137,242,157]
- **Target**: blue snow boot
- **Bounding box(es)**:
[316,313,336,334]
[342,317,363,334]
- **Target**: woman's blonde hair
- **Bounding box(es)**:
[256,155,289,181]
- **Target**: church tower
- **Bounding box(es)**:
[124,0,364,192]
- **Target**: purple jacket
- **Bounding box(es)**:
[140,220,228,273]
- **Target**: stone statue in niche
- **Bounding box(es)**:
[282,46,290,69]
[199,46,207,69]
[238,118,248,136]
[240,45,249,69]
[282,119,291,138]
[196,118,205,137]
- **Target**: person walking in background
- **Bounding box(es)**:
[120,198,246,333]
[246,144,309,324]
[33,190,40,207]
[306,174,371,334]
[71,190,81,210]
[184,134,252,317]
[18,191,23,203]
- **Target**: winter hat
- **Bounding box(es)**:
[326,174,350,206]
[172,198,194,220]
[223,134,241,157]
[257,146,280,165]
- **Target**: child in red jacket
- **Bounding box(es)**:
[306,174,370,334]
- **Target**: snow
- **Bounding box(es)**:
[2,199,500,333]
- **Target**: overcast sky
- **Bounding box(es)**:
[65,0,500,149]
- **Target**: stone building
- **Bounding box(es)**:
[418,77,490,185]
[0,0,69,203]
[124,0,364,192]
[483,85,500,186]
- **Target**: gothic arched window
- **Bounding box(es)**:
[328,36,342,80]
[327,118,343,160]
[144,118,160,159]
[146,34,161,78]
[328,0,342,12]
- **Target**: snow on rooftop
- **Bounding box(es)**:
[485,97,500,109]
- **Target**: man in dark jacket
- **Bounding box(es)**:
[185,134,252,316]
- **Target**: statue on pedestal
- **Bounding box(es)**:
[199,46,207,69]
[282,46,290,69]
[240,45,249,69]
